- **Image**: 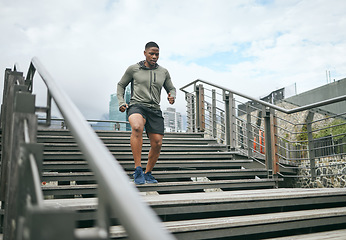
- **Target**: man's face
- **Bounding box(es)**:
[144,47,159,68]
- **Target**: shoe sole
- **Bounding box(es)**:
[135,181,145,185]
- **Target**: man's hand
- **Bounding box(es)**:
[119,104,128,112]
[167,93,175,105]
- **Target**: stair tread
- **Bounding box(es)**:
[42,179,277,191]
[42,168,267,176]
[43,172,94,176]
[266,229,346,240]
[42,151,236,155]
[41,142,220,146]
[42,169,268,181]
[38,129,204,137]
[165,206,346,232]
[44,188,346,209]
[142,187,346,205]
[38,136,213,140]
[43,160,252,164]
[74,206,346,238]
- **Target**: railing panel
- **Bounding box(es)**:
[180,79,346,187]
[0,71,25,201]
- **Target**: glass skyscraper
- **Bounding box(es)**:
[109,85,131,131]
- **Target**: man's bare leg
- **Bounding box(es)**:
[128,114,146,168]
[145,132,163,173]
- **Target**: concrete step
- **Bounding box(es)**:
[35,128,287,239]
[42,143,226,152]
[37,129,205,139]
[44,188,346,239]
[43,159,258,171]
[133,206,346,240]
[37,136,219,145]
[266,229,346,240]
[42,169,269,182]
[42,151,237,160]
[44,188,346,222]
[42,179,277,196]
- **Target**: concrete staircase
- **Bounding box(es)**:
[24,130,346,238]
[39,129,276,198]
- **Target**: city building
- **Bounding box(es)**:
[163,107,183,132]
[109,85,131,131]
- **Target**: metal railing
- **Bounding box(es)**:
[0,58,175,240]
[180,79,346,185]
[38,117,129,131]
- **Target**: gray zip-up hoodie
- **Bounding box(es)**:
[117,61,176,110]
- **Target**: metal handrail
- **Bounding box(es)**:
[30,57,174,240]
[38,117,129,125]
[180,79,346,114]
[23,119,44,207]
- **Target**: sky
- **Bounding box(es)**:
[1,0,345,120]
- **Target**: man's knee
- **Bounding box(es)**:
[151,137,163,149]
[154,140,162,148]
[129,114,145,134]
[131,123,144,133]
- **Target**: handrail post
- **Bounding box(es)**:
[224,91,236,151]
[25,62,35,92]
[46,89,52,126]
[246,103,253,158]
[230,93,236,150]
[272,112,279,179]
[220,111,225,143]
[195,84,205,132]
[212,89,217,138]
[96,187,111,239]
[195,84,200,132]
[185,92,196,132]
[0,69,11,129]
[264,107,273,177]
[306,111,316,181]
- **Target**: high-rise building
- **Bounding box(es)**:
[109,85,131,131]
[163,107,183,132]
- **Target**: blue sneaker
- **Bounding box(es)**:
[144,172,158,184]
[133,166,145,185]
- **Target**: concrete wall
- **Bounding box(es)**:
[285,78,346,115]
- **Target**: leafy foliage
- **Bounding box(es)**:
[296,119,346,142]
[314,119,346,140]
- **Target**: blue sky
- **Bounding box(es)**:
[0,0,345,119]
[255,0,275,5]
[171,42,255,72]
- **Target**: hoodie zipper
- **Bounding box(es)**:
[149,71,157,103]
[149,70,153,99]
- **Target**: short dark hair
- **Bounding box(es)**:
[145,41,159,50]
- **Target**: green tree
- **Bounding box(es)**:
[314,119,346,140]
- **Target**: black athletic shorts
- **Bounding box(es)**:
[127,104,164,135]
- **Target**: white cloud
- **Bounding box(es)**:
[1,0,346,120]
